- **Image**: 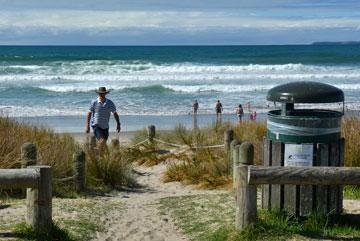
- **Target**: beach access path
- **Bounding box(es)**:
[92,163,223,241]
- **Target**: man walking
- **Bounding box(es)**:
[86,87,120,143]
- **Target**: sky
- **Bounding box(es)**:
[0,0,360,45]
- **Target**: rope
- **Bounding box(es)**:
[153,138,224,149]
[53,174,77,183]
[153,138,186,148]
[193,144,225,149]
[130,139,149,148]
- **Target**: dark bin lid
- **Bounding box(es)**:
[267,81,344,103]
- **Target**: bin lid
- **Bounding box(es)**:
[267,81,344,103]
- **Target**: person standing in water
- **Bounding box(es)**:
[215,100,223,121]
[192,100,199,115]
[236,104,244,123]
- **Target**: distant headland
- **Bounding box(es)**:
[312,41,360,45]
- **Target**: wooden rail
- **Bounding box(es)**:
[0,166,52,230]
[0,169,39,189]
[234,142,360,231]
[248,166,360,186]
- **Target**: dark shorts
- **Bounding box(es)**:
[216,109,222,114]
[92,125,109,140]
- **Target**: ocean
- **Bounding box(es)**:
[1,45,359,132]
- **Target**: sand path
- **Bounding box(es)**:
[92,163,223,241]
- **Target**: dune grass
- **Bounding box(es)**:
[0,116,136,196]
[132,121,266,188]
[134,117,360,190]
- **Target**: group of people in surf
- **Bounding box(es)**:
[192,99,257,123]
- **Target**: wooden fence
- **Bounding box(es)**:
[0,166,52,230]
[234,141,360,230]
[0,143,87,231]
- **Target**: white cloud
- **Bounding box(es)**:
[0,10,359,33]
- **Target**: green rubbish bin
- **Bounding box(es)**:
[262,81,345,216]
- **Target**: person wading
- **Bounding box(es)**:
[215,100,223,121]
[86,87,121,146]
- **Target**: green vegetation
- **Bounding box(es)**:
[160,193,360,241]
[0,116,136,195]
[133,122,265,188]
[0,197,124,241]
[13,222,73,241]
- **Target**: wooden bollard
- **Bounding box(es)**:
[225,129,234,175]
[90,136,97,150]
[231,141,241,186]
[147,125,156,144]
[230,139,241,177]
[224,129,234,153]
[235,142,257,230]
[26,166,52,230]
[74,151,86,192]
[111,139,120,149]
[21,143,37,167]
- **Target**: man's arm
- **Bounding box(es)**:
[114,112,121,132]
[86,112,92,133]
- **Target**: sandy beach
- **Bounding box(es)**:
[13,113,267,134]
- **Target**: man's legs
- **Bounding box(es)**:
[93,126,109,150]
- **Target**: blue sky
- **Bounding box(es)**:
[0,0,359,45]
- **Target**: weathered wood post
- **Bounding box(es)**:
[224,129,234,153]
[90,136,97,150]
[147,125,156,145]
[230,139,241,183]
[235,142,257,231]
[26,166,52,230]
[21,143,37,167]
[225,129,234,175]
[74,151,86,192]
[111,139,120,149]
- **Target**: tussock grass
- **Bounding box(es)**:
[84,145,138,188]
[0,117,80,195]
[151,122,266,188]
[0,116,136,195]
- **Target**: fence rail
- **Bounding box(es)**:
[233,141,360,231]
[0,166,52,231]
[248,166,360,186]
[0,169,39,189]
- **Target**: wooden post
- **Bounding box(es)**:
[224,129,234,153]
[26,166,52,230]
[235,142,257,230]
[74,151,86,192]
[111,139,120,149]
[90,136,97,150]
[147,125,156,144]
[225,129,234,175]
[230,139,241,180]
[21,143,37,167]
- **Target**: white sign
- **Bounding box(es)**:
[284,144,313,167]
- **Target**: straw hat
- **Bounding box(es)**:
[95,87,110,94]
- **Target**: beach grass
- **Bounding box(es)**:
[159,193,360,241]
[134,117,360,190]
[133,121,266,188]
[84,145,138,188]
[0,116,136,196]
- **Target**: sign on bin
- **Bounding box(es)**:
[284,144,313,167]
